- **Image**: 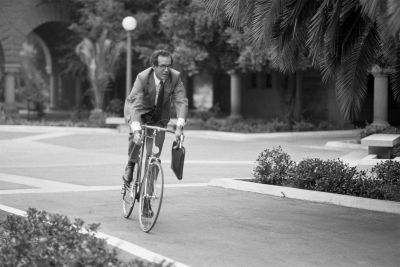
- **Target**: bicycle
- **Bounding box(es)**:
[122,124,176,232]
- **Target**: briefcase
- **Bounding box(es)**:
[171,136,185,180]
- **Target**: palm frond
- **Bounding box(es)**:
[307,0,331,67]
[359,0,386,20]
[223,0,251,27]
[247,0,274,47]
[270,24,308,73]
[336,24,380,120]
[387,0,400,37]
[203,0,225,18]
[390,45,400,101]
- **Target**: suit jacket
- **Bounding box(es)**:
[124,67,188,126]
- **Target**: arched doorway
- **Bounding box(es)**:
[0,0,72,113]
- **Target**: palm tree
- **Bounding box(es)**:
[75,29,124,117]
[203,0,400,121]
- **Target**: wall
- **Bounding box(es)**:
[241,71,283,119]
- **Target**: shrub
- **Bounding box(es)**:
[371,160,400,200]
[88,108,106,127]
[253,147,400,201]
[0,208,161,267]
[286,158,325,189]
[359,124,400,139]
[312,160,358,194]
[253,146,295,185]
[287,158,358,194]
[291,120,315,132]
[202,117,344,133]
[106,99,124,117]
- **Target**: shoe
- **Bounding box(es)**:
[123,165,134,182]
[121,176,131,195]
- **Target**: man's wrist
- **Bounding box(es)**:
[130,121,141,132]
[176,118,185,128]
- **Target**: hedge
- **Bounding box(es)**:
[253,146,400,201]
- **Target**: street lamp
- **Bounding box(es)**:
[122,16,137,98]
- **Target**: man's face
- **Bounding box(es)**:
[153,55,172,81]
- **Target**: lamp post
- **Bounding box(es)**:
[122,16,137,98]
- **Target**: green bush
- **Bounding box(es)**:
[106,99,124,117]
[371,160,400,200]
[0,208,162,267]
[253,147,400,201]
[286,158,359,194]
[253,146,295,185]
[286,158,325,189]
[202,117,342,133]
[88,108,106,127]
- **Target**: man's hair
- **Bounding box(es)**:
[150,50,173,66]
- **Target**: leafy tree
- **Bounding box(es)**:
[159,0,237,75]
[62,0,170,111]
[75,29,124,111]
[203,0,400,121]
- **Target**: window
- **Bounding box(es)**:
[250,72,272,90]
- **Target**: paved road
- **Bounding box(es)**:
[0,126,399,267]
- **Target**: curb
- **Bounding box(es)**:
[209,178,400,215]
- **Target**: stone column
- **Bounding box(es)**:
[75,78,82,109]
[370,65,390,128]
[4,63,19,113]
[229,70,242,119]
[46,65,55,110]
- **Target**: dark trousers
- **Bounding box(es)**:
[124,123,166,182]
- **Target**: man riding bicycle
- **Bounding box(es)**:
[122,49,188,205]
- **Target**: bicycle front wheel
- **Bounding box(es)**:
[138,161,164,232]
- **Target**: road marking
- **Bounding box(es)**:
[0,173,208,195]
[0,204,189,267]
[7,132,75,142]
[0,160,254,169]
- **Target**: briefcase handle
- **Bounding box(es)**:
[173,134,184,149]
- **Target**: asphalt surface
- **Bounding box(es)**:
[0,125,399,267]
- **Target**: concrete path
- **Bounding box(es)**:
[0,125,399,267]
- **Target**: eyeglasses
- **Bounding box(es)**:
[157,64,172,70]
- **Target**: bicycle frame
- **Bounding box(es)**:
[135,125,174,195]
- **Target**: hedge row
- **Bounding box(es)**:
[253,146,400,201]
[0,208,164,267]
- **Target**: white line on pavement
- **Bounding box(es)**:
[8,132,75,142]
[0,183,209,195]
[0,173,209,195]
[0,160,254,169]
[0,173,86,190]
[0,204,189,267]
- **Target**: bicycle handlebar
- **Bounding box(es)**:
[142,124,175,134]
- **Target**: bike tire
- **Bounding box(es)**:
[122,167,139,219]
[138,160,164,232]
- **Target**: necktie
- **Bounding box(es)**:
[153,81,164,122]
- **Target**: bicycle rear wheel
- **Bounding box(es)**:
[138,160,164,232]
